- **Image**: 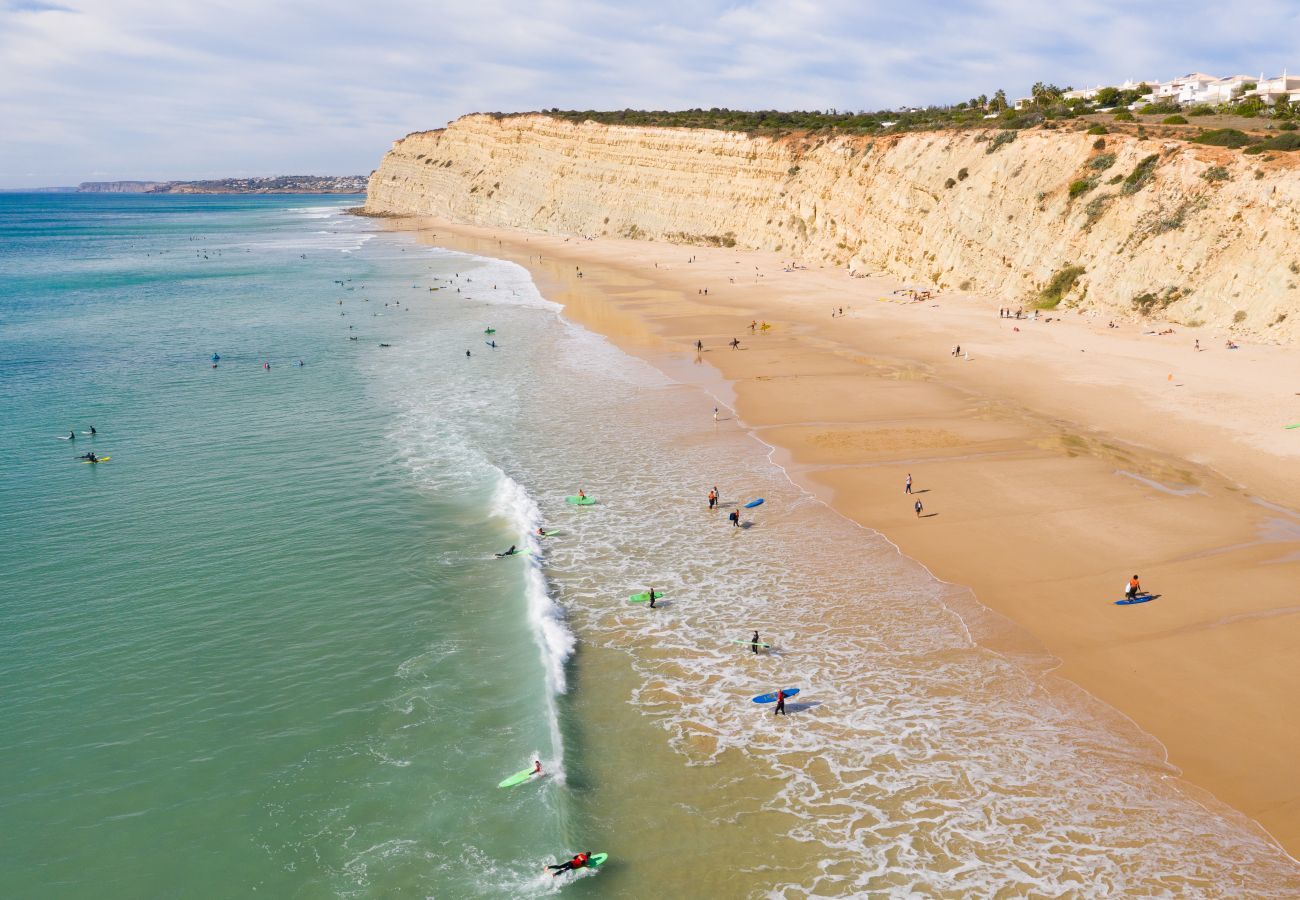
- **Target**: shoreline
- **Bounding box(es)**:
[378,213,1300,859]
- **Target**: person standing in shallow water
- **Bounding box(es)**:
[708,488,717,510]
[751,631,761,654]
[729,509,740,527]
[774,689,786,716]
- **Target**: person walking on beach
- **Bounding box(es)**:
[774,689,786,716]
[914,499,923,518]
[729,509,740,527]
[696,339,704,352]
[1125,574,1143,602]
[905,473,912,495]
[749,320,757,333]
[708,488,717,510]
[751,630,761,654]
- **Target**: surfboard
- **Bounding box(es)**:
[589,853,608,867]
[536,530,561,537]
[82,457,110,464]
[628,591,662,603]
[565,496,596,506]
[730,639,772,648]
[484,328,496,334]
[1115,595,1154,605]
[496,549,530,558]
[1286,423,1300,430]
[751,688,799,704]
[497,768,537,788]
[744,498,765,508]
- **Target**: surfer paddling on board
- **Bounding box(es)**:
[547,852,593,876]
[533,759,542,776]
[495,545,518,558]
[1124,574,1143,602]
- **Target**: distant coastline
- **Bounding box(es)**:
[73,175,368,194]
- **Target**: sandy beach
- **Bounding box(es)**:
[385,214,1300,857]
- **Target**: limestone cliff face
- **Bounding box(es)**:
[366,114,1300,341]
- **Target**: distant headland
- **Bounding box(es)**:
[73,175,368,194]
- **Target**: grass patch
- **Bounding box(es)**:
[1086,124,1108,135]
[1162,114,1188,125]
[1202,165,1230,182]
[1121,154,1159,195]
[1068,178,1096,198]
[1083,193,1115,227]
[1191,128,1252,148]
[1035,265,1085,308]
[986,130,1017,153]
[1088,152,1116,170]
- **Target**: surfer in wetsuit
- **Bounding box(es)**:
[80,452,98,463]
[647,588,656,609]
[752,630,761,654]
[774,689,786,716]
[89,426,96,436]
[68,430,75,441]
[496,545,517,558]
[548,852,592,876]
[729,509,740,527]
[533,760,542,776]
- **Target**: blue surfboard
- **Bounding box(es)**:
[751,688,799,704]
[744,498,765,509]
[1115,595,1154,605]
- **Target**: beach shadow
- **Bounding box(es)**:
[783,701,822,713]
[912,489,931,495]
[920,513,939,518]
[740,521,756,529]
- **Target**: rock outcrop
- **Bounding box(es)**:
[366,114,1300,341]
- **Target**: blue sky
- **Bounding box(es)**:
[1,0,1298,187]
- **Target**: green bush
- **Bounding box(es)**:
[1250,132,1300,152]
[1186,105,1215,117]
[1092,137,1106,150]
[957,167,969,180]
[1113,110,1135,121]
[1121,155,1159,194]
[986,130,1017,153]
[1162,114,1189,125]
[1068,178,1095,198]
[1281,121,1299,131]
[1140,101,1181,115]
[1107,173,1124,184]
[1088,152,1117,170]
[1202,165,1230,182]
[1036,266,1085,308]
[1191,128,1252,148]
[1086,124,1108,135]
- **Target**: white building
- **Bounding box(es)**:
[1153,73,1220,104]
[1199,75,1254,105]
[1249,72,1300,104]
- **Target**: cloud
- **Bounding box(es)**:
[1,0,1299,186]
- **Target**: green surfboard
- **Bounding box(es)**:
[628,591,662,603]
[730,639,771,648]
[566,496,596,505]
[498,768,537,789]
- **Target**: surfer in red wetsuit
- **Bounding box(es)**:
[774,689,786,716]
[533,760,542,776]
[548,851,591,876]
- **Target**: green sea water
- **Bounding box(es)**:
[0,195,572,896]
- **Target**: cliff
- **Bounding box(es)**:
[366,114,1300,341]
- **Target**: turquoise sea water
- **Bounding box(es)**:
[4,194,1300,898]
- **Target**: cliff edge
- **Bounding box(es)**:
[366,114,1300,341]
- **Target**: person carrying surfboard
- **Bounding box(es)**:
[647,588,657,609]
[774,689,787,716]
[729,509,740,527]
[1125,574,1142,602]
[547,852,593,876]
[751,631,761,654]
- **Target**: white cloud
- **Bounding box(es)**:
[1,0,1299,186]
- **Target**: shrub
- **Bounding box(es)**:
[1107,173,1124,184]
[1068,178,1095,198]
[1086,124,1108,135]
[1193,128,1253,148]
[945,177,957,188]
[1281,121,1299,131]
[787,166,800,176]
[1113,110,1135,121]
[987,130,1017,153]
[1186,105,1215,117]
[1121,155,1159,195]
[1092,137,1106,150]
[1233,310,1247,323]
[1036,265,1085,308]
[1202,165,1230,182]
[1162,114,1189,125]
[1250,132,1300,152]
[1131,286,1187,315]
[957,167,969,180]
[1083,193,1114,227]
[1088,152,1117,170]
[1140,101,1181,115]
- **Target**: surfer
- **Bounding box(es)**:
[577,489,586,500]
[647,588,656,609]
[774,689,787,716]
[466,350,471,357]
[708,488,717,510]
[68,430,75,441]
[533,760,542,776]
[729,509,740,527]
[536,527,547,536]
[79,452,99,463]
[496,545,518,558]
[547,852,592,876]
[751,630,761,654]
[1124,574,1142,602]
[89,426,96,436]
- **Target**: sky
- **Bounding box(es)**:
[2,0,1298,187]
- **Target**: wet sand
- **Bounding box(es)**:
[384,215,1300,857]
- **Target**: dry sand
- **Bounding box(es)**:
[384,215,1300,856]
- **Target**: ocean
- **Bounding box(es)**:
[2,193,1297,897]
